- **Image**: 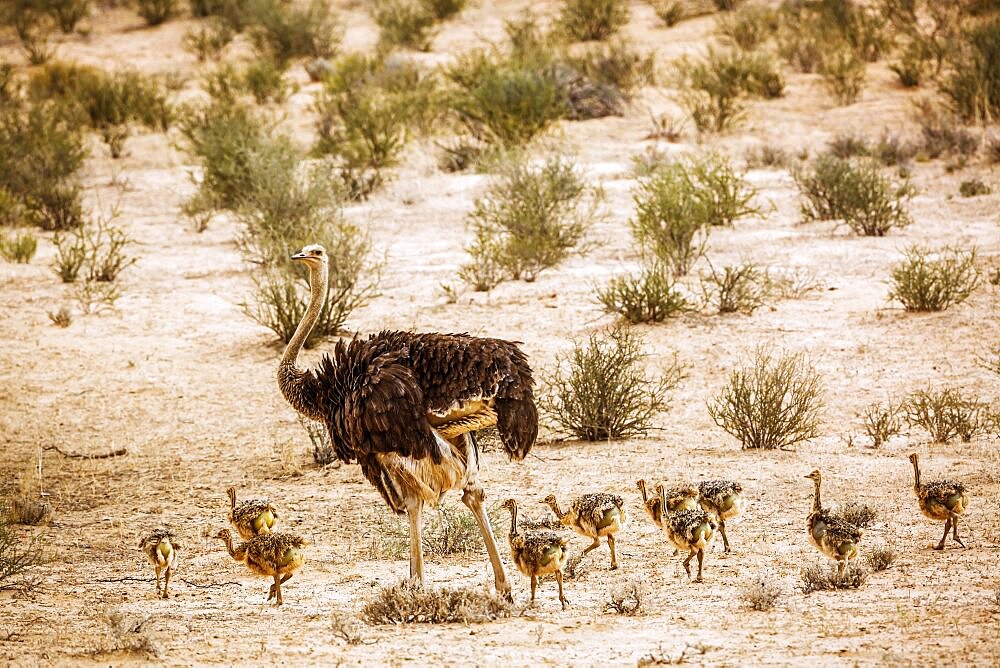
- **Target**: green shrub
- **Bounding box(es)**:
[133,0,177,26]
[242,58,288,104]
[0,229,37,263]
[716,5,777,51]
[51,206,135,283]
[905,387,987,443]
[631,167,710,276]
[249,0,340,66]
[556,0,630,42]
[890,40,929,88]
[597,261,689,323]
[819,47,866,105]
[372,0,437,52]
[0,103,85,231]
[940,18,1000,123]
[460,155,600,284]
[777,0,887,71]
[793,155,913,236]
[182,18,235,62]
[912,100,980,159]
[562,39,656,101]
[542,324,684,440]
[889,245,979,312]
[862,400,902,448]
[700,261,768,314]
[959,178,991,197]
[420,0,467,20]
[708,347,823,450]
[676,48,784,132]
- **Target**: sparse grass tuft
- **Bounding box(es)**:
[793,155,913,236]
[738,575,782,611]
[249,0,340,66]
[862,400,902,448]
[597,261,689,324]
[819,46,866,105]
[0,506,45,592]
[709,347,823,450]
[371,0,437,52]
[913,101,980,160]
[959,178,991,197]
[904,387,987,443]
[183,18,235,62]
[51,204,135,284]
[864,546,897,572]
[0,229,37,263]
[542,324,684,441]
[651,1,684,27]
[716,5,777,52]
[889,245,979,312]
[606,581,644,615]
[96,605,158,656]
[361,582,511,624]
[48,306,72,327]
[134,0,177,26]
[460,155,600,286]
[800,564,867,593]
[556,0,630,42]
[837,502,877,529]
[8,495,51,526]
[700,261,768,314]
[330,611,364,645]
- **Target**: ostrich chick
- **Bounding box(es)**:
[226,486,278,540]
[501,498,570,609]
[804,470,862,577]
[138,529,179,599]
[215,529,307,606]
[655,484,716,583]
[697,480,744,553]
[908,453,970,550]
[541,493,627,569]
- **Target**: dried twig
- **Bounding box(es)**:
[43,445,127,459]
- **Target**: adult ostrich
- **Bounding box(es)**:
[277,244,537,598]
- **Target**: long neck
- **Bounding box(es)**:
[507,504,519,538]
[220,532,237,559]
[637,481,648,504]
[277,261,328,419]
[228,488,236,511]
[911,460,921,489]
[546,499,564,519]
[812,478,822,512]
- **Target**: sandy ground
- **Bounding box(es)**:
[2,1,1000,665]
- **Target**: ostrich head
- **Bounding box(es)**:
[290,244,328,269]
[540,494,558,506]
[908,452,919,466]
[500,498,517,513]
[804,469,821,482]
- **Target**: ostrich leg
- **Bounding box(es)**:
[407,501,425,586]
[463,482,512,600]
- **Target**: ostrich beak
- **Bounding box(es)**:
[291,252,307,261]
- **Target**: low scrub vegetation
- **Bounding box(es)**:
[837,502,877,529]
[912,100,980,160]
[183,18,235,62]
[709,347,823,450]
[888,245,979,312]
[248,0,340,66]
[700,261,768,315]
[904,387,987,444]
[865,545,897,572]
[0,229,38,263]
[460,155,601,287]
[800,563,867,593]
[606,581,644,615]
[862,400,902,448]
[776,1,887,75]
[738,574,782,611]
[793,155,913,236]
[0,503,45,592]
[362,582,511,624]
[940,18,1000,124]
[597,261,689,324]
[819,46,866,105]
[959,178,991,197]
[542,325,684,441]
[371,0,438,52]
[556,0,630,42]
[134,0,177,26]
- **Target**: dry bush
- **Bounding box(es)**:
[460,155,600,286]
[248,0,340,66]
[371,0,437,52]
[556,0,630,42]
[700,261,768,314]
[542,325,685,441]
[800,563,867,593]
[904,387,988,443]
[330,611,364,645]
[47,0,90,33]
[940,17,1000,124]
[95,605,158,656]
[837,502,877,529]
[0,508,45,592]
[651,1,684,27]
[48,306,72,327]
[912,100,980,159]
[987,135,1000,163]
[606,581,644,615]
[716,5,777,51]
[793,155,913,236]
[864,545,897,572]
[862,400,902,448]
[0,229,37,263]
[8,495,51,526]
[361,582,511,624]
[133,0,176,26]
[738,574,782,611]
[596,260,690,324]
[889,245,979,312]
[819,46,866,105]
[298,415,335,466]
[708,347,823,450]
[0,102,85,231]
[776,1,887,73]
[51,204,135,284]
[421,0,468,20]
[959,178,991,197]
[744,144,790,169]
[767,267,822,299]
[675,48,784,133]
[183,18,235,62]
[367,503,505,559]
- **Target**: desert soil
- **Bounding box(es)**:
[1,1,999,666]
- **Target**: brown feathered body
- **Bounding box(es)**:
[805,471,861,573]
[501,499,569,608]
[546,493,627,539]
[912,473,969,521]
[227,487,278,541]
[217,529,307,578]
[663,509,716,553]
[698,480,743,521]
[280,331,537,513]
[138,528,179,598]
